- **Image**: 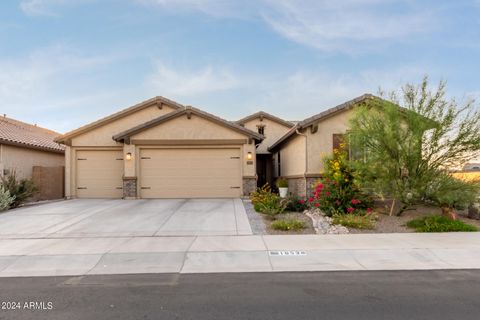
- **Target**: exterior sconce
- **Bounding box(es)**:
[246,152,253,161]
[126,152,132,161]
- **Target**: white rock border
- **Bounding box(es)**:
[304,209,349,234]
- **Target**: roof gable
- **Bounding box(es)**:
[113,106,264,143]
[268,94,376,151]
[236,111,294,128]
[0,116,64,153]
[55,96,183,144]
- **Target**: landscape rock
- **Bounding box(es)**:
[305,209,349,234]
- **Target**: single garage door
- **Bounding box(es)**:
[140,148,242,198]
[76,150,124,198]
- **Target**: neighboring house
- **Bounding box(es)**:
[236,111,294,187]
[55,97,263,199]
[268,94,374,196]
[0,116,65,199]
[464,163,480,171]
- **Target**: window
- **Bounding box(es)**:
[257,125,265,135]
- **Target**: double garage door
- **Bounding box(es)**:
[76,148,242,198]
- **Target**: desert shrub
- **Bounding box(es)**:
[309,147,373,216]
[250,184,272,205]
[406,215,477,232]
[271,219,305,231]
[0,172,37,208]
[0,187,15,211]
[285,193,308,212]
[256,192,288,219]
[332,211,377,229]
[425,173,480,211]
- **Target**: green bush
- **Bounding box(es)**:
[256,193,288,219]
[332,212,377,229]
[251,184,287,218]
[406,215,477,232]
[275,177,288,188]
[310,147,373,217]
[271,219,305,231]
[285,193,308,212]
[250,184,272,205]
[0,187,15,211]
[0,172,37,208]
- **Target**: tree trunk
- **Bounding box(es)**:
[441,206,457,220]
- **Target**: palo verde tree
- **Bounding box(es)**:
[349,77,480,217]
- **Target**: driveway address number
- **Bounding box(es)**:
[269,251,307,256]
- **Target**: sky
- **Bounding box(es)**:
[1,0,480,134]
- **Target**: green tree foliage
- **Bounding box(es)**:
[349,77,480,216]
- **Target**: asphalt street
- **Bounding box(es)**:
[1,270,479,320]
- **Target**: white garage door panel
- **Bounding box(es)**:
[140,148,241,198]
[76,150,123,198]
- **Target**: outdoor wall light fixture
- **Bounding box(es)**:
[126,152,132,161]
[247,152,253,160]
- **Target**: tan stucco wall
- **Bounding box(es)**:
[131,114,256,179]
[278,134,306,177]
[132,114,246,140]
[242,118,291,154]
[71,105,176,147]
[0,144,64,180]
[306,109,354,174]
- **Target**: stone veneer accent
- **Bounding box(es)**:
[287,178,307,197]
[306,177,322,197]
[286,176,322,197]
[242,177,257,197]
[123,177,137,199]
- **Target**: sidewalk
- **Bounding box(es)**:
[0,233,479,277]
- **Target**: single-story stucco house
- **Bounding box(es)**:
[268,94,374,196]
[0,115,65,199]
[55,94,374,199]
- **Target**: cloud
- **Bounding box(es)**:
[135,0,438,53]
[261,0,435,52]
[0,45,121,132]
[146,62,239,97]
[19,0,65,16]
[135,0,258,18]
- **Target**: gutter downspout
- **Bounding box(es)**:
[295,128,308,195]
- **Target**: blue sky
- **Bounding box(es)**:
[1,0,480,133]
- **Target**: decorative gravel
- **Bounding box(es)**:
[242,200,267,235]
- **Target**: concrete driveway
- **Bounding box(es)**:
[0,199,252,238]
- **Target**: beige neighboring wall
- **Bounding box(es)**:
[242,118,291,154]
[0,144,64,180]
[278,134,306,177]
[306,108,354,174]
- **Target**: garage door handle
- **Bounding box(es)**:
[116,158,124,161]
[230,157,240,159]
[77,158,87,161]
[230,186,241,189]
[141,157,151,160]
[116,187,123,189]
[77,187,87,190]
[141,187,151,189]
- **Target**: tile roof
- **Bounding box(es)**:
[0,116,65,153]
[268,94,376,151]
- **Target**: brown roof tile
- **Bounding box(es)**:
[0,116,65,153]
